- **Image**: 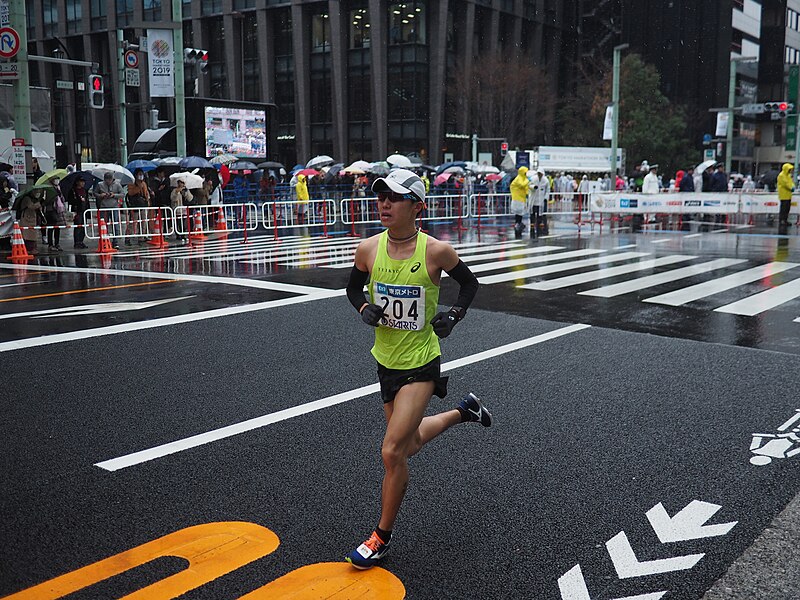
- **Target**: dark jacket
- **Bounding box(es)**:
[152,176,172,207]
[710,170,727,192]
[679,173,695,192]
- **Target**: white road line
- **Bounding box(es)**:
[114,235,303,258]
[478,252,649,285]
[616,244,638,249]
[520,255,696,291]
[644,262,800,307]
[650,239,671,244]
[714,276,800,316]
[214,238,363,263]
[684,234,703,239]
[467,248,608,275]
[0,263,331,295]
[795,317,800,324]
[325,240,528,269]
[579,258,748,298]
[94,323,591,471]
[0,290,344,353]
[0,280,52,289]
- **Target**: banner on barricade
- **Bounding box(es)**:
[740,194,800,215]
[592,193,740,215]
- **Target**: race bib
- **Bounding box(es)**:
[373,281,425,331]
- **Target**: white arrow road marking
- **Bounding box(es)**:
[778,409,800,431]
[606,532,705,579]
[646,501,738,543]
[557,564,666,600]
[0,297,194,320]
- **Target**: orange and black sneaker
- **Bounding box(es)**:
[345,530,391,569]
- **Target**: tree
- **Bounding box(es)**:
[451,51,555,149]
[557,54,696,176]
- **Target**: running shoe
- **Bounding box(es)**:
[459,392,493,427]
[345,530,391,569]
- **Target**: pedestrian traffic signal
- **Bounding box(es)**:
[500,141,508,156]
[765,101,794,118]
[184,48,209,74]
[88,74,104,109]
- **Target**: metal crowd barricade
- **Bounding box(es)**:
[173,203,258,235]
[84,206,175,239]
[339,194,468,226]
[261,198,337,239]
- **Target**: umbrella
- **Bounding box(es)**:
[0,171,18,191]
[291,163,306,174]
[91,163,134,185]
[16,183,58,202]
[229,160,258,171]
[435,161,467,175]
[126,159,158,172]
[257,161,285,170]
[180,156,213,169]
[695,159,717,175]
[434,172,453,186]
[443,165,465,175]
[296,168,319,177]
[324,163,344,183]
[209,153,238,165]
[60,170,99,198]
[35,168,70,186]
[466,162,499,174]
[306,155,335,169]
[485,173,503,182]
[154,156,184,166]
[219,164,231,188]
[386,154,413,168]
[346,160,372,172]
[342,167,366,175]
[0,162,12,172]
[170,171,205,189]
[0,146,51,162]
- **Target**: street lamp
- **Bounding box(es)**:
[727,55,759,174]
[610,43,629,177]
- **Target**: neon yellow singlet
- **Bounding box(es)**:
[369,230,440,370]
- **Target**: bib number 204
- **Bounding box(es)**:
[379,296,419,321]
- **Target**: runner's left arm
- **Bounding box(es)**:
[430,244,479,338]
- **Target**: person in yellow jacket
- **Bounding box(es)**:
[510,166,529,238]
[296,173,309,224]
[777,163,794,230]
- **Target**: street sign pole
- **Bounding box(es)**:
[611,44,628,176]
[172,0,186,157]
[117,29,128,165]
[788,65,800,181]
[9,0,31,182]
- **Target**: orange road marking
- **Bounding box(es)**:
[239,562,406,599]
[0,280,173,303]
[3,522,280,600]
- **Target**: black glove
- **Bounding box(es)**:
[430,310,460,338]
[361,303,384,327]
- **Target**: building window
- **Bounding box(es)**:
[789,8,800,32]
[142,0,161,21]
[66,0,82,34]
[183,0,191,18]
[786,45,800,64]
[43,0,57,37]
[233,0,256,9]
[116,0,133,27]
[26,0,36,39]
[350,8,371,49]
[202,0,222,15]
[312,13,331,52]
[205,18,226,97]
[388,63,428,120]
[242,13,260,101]
[389,1,426,45]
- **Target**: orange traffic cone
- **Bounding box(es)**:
[9,221,33,262]
[214,206,228,239]
[147,211,167,248]
[189,210,206,245]
[97,218,118,254]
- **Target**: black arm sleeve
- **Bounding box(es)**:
[446,260,479,316]
[346,266,370,312]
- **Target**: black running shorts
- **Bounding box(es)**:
[376,356,449,404]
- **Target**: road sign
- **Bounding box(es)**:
[11,138,25,178]
[124,50,139,69]
[740,103,765,116]
[0,60,18,79]
[787,66,799,151]
[56,79,74,90]
[0,0,9,27]
[704,149,715,161]
[125,68,140,87]
[0,25,20,58]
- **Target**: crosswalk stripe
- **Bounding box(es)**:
[467,249,608,276]
[207,237,361,263]
[478,252,650,285]
[519,255,697,291]
[643,262,800,307]
[714,277,800,316]
[579,258,749,298]
[239,239,363,265]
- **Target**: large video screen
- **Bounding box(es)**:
[204,106,267,159]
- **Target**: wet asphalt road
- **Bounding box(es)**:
[1,218,799,599]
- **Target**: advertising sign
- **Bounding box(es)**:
[146,29,174,98]
[537,146,625,173]
[11,137,25,178]
[591,192,740,215]
[602,105,614,141]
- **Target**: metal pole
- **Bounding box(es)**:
[726,58,737,174]
[117,29,128,165]
[611,44,628,176]
[794,112,800,186]
[472,133,478,163]
[10,0,32,162]
[172,1,186,156]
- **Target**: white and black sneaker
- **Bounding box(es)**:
[458,392,492,427]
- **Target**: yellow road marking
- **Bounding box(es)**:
[239,562,406,599]
[0,280,173,303]
[3,522,280,600]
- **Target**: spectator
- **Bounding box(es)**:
[615,173,626,190]
[170,178,193,242]
[68,177,90,249]
[509,166,529,238]
[296,173,310,224]
[93,172,124,248]
[709,163,728,225]
[17,189,44,254]
[642,165,660,194]
[529,167,550,237]
[30,157,43,181]
[679,167,695,192]
[151,167,172,215]
[41,176,67,251]
[777,163,794,231]
[742,174,755,192]
[125,168,152,245]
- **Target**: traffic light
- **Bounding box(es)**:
[765,101,794,118]
[500,141,508,156]
[184,48,209,74]
[88,74,104,109]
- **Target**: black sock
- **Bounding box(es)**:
[456,406,471,423]
[375,526,392,543]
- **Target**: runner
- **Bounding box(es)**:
[344,169,491,570]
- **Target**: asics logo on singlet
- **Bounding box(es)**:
[410,262,421,273]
